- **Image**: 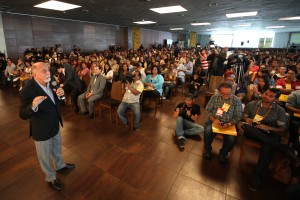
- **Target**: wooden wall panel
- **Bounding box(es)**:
[2,13,185,61]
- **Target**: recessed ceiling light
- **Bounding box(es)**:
[206,28,220,31]
[226,11,257,18]
[34,0,81,11]
[232,24,251,27]
[170,28,184,30]
[150,5,187,14]
[279,16,300,20]
[133,21,156,24]
[265,26,285,29]
[191,22,211,26]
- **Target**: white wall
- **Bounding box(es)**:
[0,14,7,56]
[273,32,290,48]
[211,31,275,48]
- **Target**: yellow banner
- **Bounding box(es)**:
[190,32,196,47]
[132,27,140,50]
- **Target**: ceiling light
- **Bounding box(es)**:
[232,24,251,27]
[34,0,81,11]
[206,28,220,31]
[170,28,184,30]
[191,22,211,26]
[150,5,187,14]
[279,16,300,20]
[265,26,285,29]
[133,21,156,24]
[226,11,257,18]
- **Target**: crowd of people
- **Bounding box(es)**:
[1,43,300,197]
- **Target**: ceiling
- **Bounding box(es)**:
[0,0,300,34]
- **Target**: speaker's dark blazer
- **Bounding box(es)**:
[19,78,63,141]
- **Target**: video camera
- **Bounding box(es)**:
[121,74,133,84]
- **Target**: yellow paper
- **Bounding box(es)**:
[253,114,264,123]
[286,84,291,90]
[222,103,230,112]
[279,94,288,102]
[212,124,237,136]
[294,113,300,118]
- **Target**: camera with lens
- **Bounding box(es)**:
[121,74,133,84]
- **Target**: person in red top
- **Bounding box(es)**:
[276,67,300,95]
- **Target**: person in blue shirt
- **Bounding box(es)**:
[143,66,164,99]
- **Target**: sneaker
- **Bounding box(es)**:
[162,96,166,100]
[249,177,261,192]
[178,137,185,149]
[134,127,140,131]
[219,156,227,167]
[204,152,212,160]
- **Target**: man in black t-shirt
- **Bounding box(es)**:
[173,93,204,149]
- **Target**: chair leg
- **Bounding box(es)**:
[110,109,112,125]
[130,115,134,130]
[116,113,119,128]
[239,141,245,165]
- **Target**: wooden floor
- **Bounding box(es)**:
[0,86,288,200]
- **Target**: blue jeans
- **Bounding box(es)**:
[175,116,204,138]
[163,83,174,97]
[117,102,141,129]
[204,121,237,158]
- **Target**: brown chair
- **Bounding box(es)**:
[116,93,143,130]
[143,95,163,116]
[98,81,123,124]
[93,83,112,117]
[204,75,224,106]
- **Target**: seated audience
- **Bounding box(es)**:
[163,62,177,99]
[247,74,270,102]
[117,71,144,131]
[276,67,300,95]
[243,88,290,191]
[102,63,114,88]
[143,66,164,99]
[78,65,106,119]
[204,82,242,166]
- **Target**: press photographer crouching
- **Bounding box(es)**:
[173,93,204,150]
[243,88,296,191]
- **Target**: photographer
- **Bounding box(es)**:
[173,93,204,149]
[117,71,144,131]
[243,88,287,191]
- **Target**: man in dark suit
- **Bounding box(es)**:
[78,65,106,118]
[19,62,75,191]
[58,59,82,113]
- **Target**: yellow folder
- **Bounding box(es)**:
[279,94,288,102]
[212,124,237,136]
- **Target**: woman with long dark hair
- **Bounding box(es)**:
[247,74,270,102]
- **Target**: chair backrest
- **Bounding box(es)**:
[110,81,123,101]
[208,75,224,91]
